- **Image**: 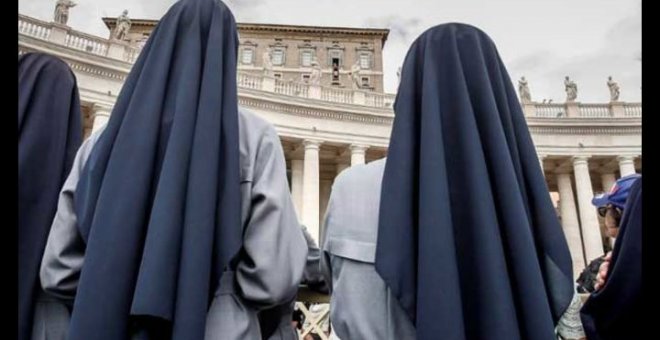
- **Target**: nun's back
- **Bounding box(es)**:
[40,108,307,339]
[18,52,82,340]
[320,158,415,340]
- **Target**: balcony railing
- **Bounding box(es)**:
[18,15,51,40]
[579,103,612,118]
[534,103,566,118]
[19,14,137,64]
[525,101,641,118]
[65,29,109,56]
[624,103,642,117]
[237,71,396,109]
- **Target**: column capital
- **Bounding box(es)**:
[91,103,112,117]
[303,139,323,150]
[617,155,637,177]
[91,104,111,133]
[349,144,369,153]
[616,155,637,162]
[571,155,591,165]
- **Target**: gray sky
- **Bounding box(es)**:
[20,0,641,102]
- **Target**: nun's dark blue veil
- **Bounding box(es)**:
[580,177,642,340]
[18,53,82,340]
[69,0,242,339]
[375,23,574,339]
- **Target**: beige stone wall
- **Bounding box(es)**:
[237,30,385,91]
[104,20,388,92]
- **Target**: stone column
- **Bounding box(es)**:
[92,105,111,133]
[291,159,304,219]
[573,156,604,262]
[600,173,617,193]
[302,140,322,242]
[557,173,586,276]
[350,144,368,166]
[617,156,637,177]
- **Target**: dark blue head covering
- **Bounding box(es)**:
[580,176,642,340]
[69,0,242,339]
[18,53,82,340]
[375,23,574,339]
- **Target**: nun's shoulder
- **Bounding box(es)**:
[237,108,283,179]
[238,107,275,135]
[333,158,386,190]
[77,127,105,159]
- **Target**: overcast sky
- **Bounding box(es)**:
[20,0,641,102]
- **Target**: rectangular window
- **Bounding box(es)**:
[301,51,313,67]
[272,49,285,66]
[361,76,370,87]
[241,48,254,64]
[328,50,343,67]
[359,53,371,69]
[274,73,282,79]
[332,58,340,83]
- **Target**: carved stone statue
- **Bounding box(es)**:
[607,76,620,102]
[564,76,578,102]
[518,76,531,103]
[262,48,273,77]
[113,10,132,41]
[54,0,76,25]
[349,59,362,90]
[309,59,322,85]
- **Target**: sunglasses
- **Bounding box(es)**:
[598,205,622,218]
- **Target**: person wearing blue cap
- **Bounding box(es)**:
[588,174,641,291]
[576,174,641,294]
[591,174,641,242]
[580,175,642,339]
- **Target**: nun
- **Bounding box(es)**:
[321,23,579,340]
[18,53,82,340]
[320,158,415,339]
[580,176,642,340]
[38,0,307,339]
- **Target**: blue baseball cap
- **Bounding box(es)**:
[592,174,641,210]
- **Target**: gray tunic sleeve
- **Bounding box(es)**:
[300,225,328,292]
[235,126,308,310]
[319,196,335,294]
[39,129,104,301]
[555,288,586,339]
